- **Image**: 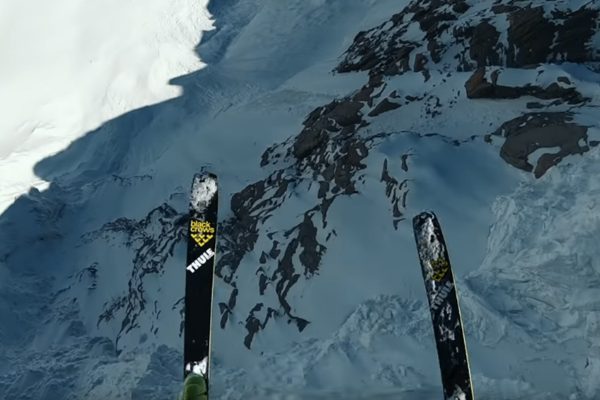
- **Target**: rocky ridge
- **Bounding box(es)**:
[213,0,600,349]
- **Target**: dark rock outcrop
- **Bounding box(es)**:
[493,112,589,178]
[215,0,600,351]
[81,203,186,352]
[469,21,501,68]
[465,67,587,104]
[380,159,409,230]
[292,100,364,159]
[369,98,402,117]
[337,1,599,77]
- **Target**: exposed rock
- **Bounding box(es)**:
[507,7,554,67]
[296,214,325,276]
[464,68,494,98]
[491,4,519,14]
[453,1,469,13]
[216,93,389,348]
[81,203,186,352]
[260,140,288,167]
[292,100,364,159]
[218,287,238,328]
[293,128,328,159]
[526,102,545,109]
[405,95,424,102]
[336,23,418,76]
[413,53,428,72]
[336,31,380,73]
[217,175,287,290]
[368,98,402,117]
[215,170,325,348]
[507,7,599,67]
[111,174,152,187]
[330,139,369,195]
[469,21,501,68]
[400,153,410,172]
[423,95,442,118]
[552,8,599,63]
[354,84,376,102]
[415,8,457,63]
[494,112,589,177]
[465,67,587,104]
[380,159,409,229]
[215,0,600,352]
[541,82,585,103]
[243,304,278,349]
[337,1,599,77]
[557,76,572,85]
[328,100,364,127]
[218,135,364,347]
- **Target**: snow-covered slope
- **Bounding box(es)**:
[1,0,600,399]
[0,0,211,213]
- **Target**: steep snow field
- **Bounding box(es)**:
[1,0,600,399]
[0,0,212,213]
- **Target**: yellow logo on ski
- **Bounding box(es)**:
[190,220,215,247]
[430,257,449,281]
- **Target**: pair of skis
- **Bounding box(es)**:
[183,173,474,400]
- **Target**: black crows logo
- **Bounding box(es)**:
[190,220,214,247]
[430,257,449,281]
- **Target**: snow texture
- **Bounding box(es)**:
[1,0,600,399]
[450,386,467,400]
[414,212,446,285]
[186,357,209,376]
[190,174,217,214]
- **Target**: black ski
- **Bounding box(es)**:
[184,172,218,390]
[413,211,474,400]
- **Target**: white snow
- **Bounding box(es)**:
[190,175,217,213]
[414,214,444,263]
[186,358,209,376]
[2,0,600,399]
[528,146,562,168]
[0,0,213,213]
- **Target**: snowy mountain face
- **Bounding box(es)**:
[2,0,600,399]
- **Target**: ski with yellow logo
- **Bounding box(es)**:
[413,211,474,400]
[184,172,218,395]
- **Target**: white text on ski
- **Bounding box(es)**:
[431,281,453,311]
[187,248,215,273]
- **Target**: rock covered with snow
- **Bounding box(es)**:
[2,0,600,399]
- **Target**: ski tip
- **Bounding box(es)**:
[193,172,217,182]
[413,211,437,227]
[190,173,218,213]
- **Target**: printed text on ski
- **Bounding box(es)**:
[187,248,215,273]
[190,220,215,247]
[432,281,453,311]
